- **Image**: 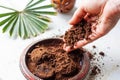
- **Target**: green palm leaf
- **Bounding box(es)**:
[0,14,15,26]
[18,14,23,37]
[0,12,16,18]
[23,14,38,37]
[25,13,46,33]
[21,16,29,38]
[26,12,48,27]
[24,13,37,38]
[26,0,33,7]
[38,15,51,22]
[2,14,17,33]
[27,10,57,15]
[26,4,54,10]
[25,11,52,22]
[26,0,44,9]
[0,0,57,39]
[9,14,19,36]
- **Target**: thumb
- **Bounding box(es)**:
[69,5,86,25]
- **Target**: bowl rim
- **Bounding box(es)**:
[20,38,90,80]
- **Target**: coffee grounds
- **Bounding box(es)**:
[92,45,96,49]
[64,19,92,47]
[99,51,105,57]
[116,65,119,67]
[90,66,101,75]
[84,45,107,80]
[26,42,83,80]
[87,52,94,60]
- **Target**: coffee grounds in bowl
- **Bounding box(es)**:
[26,42,84,80]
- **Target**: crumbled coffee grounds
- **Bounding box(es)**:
[64,19,92,47]
[92,45,96,49]
[87,52,94,60]
[99,51,105,57]
[84,45,107,80]
[116,65,119,67]
[26,41,83,80]
[90,66,101,75]
[102,63,104,66]
[60,35,63,38]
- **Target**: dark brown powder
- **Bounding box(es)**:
[90,66,101,75]
[92,45,96,49]
[99,51,105,57]
[26,41,84,80]
[64,19,92,47]
[116,65,119,67]
[85,45,107,80]
[87,52,94,60]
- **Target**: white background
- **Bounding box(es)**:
[0,0,120,80]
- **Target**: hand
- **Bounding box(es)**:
[64,0,120,51]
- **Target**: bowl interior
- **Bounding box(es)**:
[21,38,90,80]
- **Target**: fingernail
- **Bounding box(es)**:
[69,20,72,25]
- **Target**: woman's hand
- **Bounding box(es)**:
[64,0,120,51]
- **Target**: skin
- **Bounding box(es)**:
[64,0,120,52]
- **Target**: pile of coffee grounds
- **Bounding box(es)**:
[26,41,83,80]
[64,19,92,47]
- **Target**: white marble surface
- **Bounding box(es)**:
[0,0,120,80]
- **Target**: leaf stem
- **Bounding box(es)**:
[26,0,34,7]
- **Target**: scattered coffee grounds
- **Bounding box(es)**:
[92,45,96,49]
[90,66,101,75]
[116,65,119,67]
[99,51,105,57]
[102,63,104,66]
[60,35,64,38]
[84,45,106,80]
[64,19,92,47]
[87,52,94,60]
[26,41,83,80]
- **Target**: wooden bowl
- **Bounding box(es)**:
[20,38,90,80]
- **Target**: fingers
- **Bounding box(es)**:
[69,0,105,25]
[69,5,86,25]
[63,29,104,52]
[72,27,104,49]
[73,33,100,49]
[84,14,99,23]
[63,44,74,52]
[63,0,119,52]
[74,39,90,49]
